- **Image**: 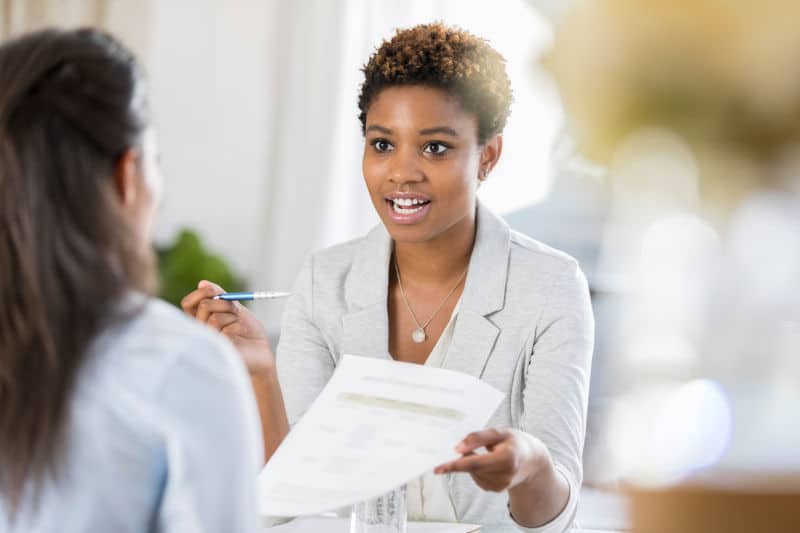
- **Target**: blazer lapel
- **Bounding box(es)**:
[445,310,501,378]
[341,224,393,361]
[443,202,511,379]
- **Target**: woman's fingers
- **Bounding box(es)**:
[181,281,225,316]
[196,298,238,324]
[456,428,510,454]
[434,428,509,474]
[206,312,239,332]
[436,429,547,495]
[197,279,224,292]
[220,320,251,339]
[434,443,516,493]
[181,281,274,374]
[434,448,508,475]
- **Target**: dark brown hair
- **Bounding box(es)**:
[0,28,153,514]
[358,22,513,144]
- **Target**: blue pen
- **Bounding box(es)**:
[213,291,291,301]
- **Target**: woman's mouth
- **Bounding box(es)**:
[389,197,429,214]
[384,195,432,224]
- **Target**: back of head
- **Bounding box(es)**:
[0,28,152,515]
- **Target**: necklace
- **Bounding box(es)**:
[393,258,468,344]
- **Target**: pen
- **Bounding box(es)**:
[212,291,291,301]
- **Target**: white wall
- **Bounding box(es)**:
[148,0,279,286]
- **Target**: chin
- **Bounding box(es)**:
[384,223,439,244]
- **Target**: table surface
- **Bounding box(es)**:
[262,486,629,533]
[264,516,622,533]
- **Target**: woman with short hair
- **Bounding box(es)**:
[185,23,593,531]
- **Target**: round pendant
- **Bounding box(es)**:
[411,327,427,343]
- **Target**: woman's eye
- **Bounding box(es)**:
[423,142,449,155]
[372,139,393,152]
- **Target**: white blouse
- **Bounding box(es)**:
[406,304,461,522]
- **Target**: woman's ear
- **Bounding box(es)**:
[479,134,503,181]
[112,148,140,208]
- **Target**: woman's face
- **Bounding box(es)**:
[362,86,488,244]
[120,127,162,252]
[136,129,162,245]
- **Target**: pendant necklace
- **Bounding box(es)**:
[394,258,468,343]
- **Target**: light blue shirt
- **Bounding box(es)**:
[2,297,263,533]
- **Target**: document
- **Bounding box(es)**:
[258,355,504,517]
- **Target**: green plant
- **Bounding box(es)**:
[156,229,246,308]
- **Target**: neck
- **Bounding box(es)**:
[393,210,476,285]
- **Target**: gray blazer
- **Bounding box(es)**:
[275,202,594,531]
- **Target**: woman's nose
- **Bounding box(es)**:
[388,148,423,185]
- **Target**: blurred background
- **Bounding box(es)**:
[3,0,566,313]
[4,0,586,313]
[4,1,799,531]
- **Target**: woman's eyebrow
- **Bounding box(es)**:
[419,126,459,137]
[366,125,393,134]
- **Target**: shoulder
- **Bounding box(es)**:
[67,297,251,456]
[93,297,246,393]
[476,202,582,284]
[501,228,591,321]
[81,297,256,455]
[504,231,592,340]
[306,227,381,273]
[508,228,583,280]
[131,298,236,358]
[67,298,260,527]
[295,224,389,295]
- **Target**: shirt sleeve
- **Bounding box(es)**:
[275,253,336,426]
[513,261,595,533]
[155,334,264,533]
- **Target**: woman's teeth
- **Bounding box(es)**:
[390,198,428,214]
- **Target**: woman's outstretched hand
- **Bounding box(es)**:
[434,428,569,528]
[433,428,547,492]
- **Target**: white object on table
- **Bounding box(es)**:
[262,516,621,532]
[258,355,504,518]
[265,517,479,532]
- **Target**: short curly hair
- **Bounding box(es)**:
[358,23,513,145]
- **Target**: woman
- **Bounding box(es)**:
[0,29,262,532]
[184,23,593,531]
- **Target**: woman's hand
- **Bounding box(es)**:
[181,280,275,375]
[434,428,569,527]
[433,428,549,492]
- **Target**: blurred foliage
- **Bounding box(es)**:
[156,229,246,308]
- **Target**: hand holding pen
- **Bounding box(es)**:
[181,280,283,374]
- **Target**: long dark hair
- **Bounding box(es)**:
[0,28,154,513]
